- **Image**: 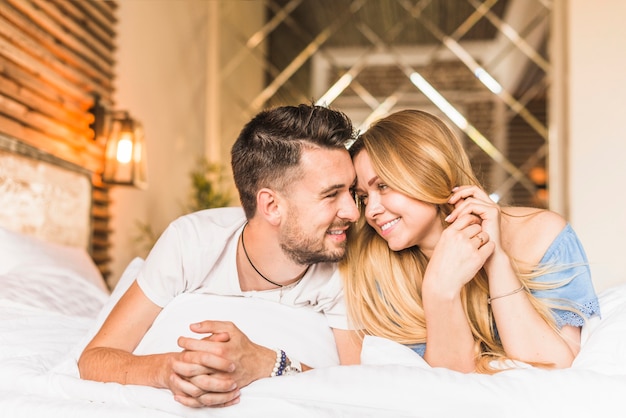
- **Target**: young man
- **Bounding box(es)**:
[78,104,361,408]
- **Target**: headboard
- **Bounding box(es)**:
[0,134,92,250]
[0,0,118,279]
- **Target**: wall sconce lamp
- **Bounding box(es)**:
[90,96,148,189]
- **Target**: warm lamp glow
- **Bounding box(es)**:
[89,96,148,189]
[116,136,133,164]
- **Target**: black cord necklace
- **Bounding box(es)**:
[240,223,310,288]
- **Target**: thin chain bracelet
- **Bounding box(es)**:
[488,285,525,304]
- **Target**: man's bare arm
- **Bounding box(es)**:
[78,281,239,407]
[79,282,167,384]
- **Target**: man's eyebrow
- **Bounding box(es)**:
[320,184,346,195]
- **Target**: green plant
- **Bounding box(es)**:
[186,158,232,212]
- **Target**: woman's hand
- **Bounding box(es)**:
[421,205,494,372]
[424,212,494,298]
[446,186,502,264]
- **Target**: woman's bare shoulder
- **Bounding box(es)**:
[502,206,566,229]
[500,207,567,266]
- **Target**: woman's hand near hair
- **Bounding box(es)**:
[446,185,518,300]
[428,211,494,295]
[421,211,494,372]
[446,186,502,257]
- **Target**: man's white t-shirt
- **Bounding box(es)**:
[136,207,349,329]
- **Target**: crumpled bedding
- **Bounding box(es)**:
[2,270,626,418]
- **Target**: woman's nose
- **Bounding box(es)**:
[365,194,384,219]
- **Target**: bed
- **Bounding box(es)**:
[2,142,626,418]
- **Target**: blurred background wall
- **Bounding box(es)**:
[110,0,626,294]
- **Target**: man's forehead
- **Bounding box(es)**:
[298,149,355,192]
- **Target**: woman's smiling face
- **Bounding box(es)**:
[352,149,443,255]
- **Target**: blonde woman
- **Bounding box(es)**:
[342,109,600,373]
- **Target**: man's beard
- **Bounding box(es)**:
[279,213,348,265]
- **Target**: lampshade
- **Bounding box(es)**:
[102,111,148,189]
[89,95,148,189]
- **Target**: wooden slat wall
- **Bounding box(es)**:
[0,0,117,279]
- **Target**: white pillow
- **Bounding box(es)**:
[360,335,430,368]
[573,282,626,374]
[75,257,339,371]
[0,226,107,293]
[133,293,340,368]
[0,269,107,317]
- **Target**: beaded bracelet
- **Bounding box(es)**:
[270,349,288,377]
[270,349,303,377]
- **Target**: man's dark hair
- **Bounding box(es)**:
[231,103,354,219]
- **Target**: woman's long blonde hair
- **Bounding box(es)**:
[341,109,558,373]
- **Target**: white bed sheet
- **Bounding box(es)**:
[2,260,626,418]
